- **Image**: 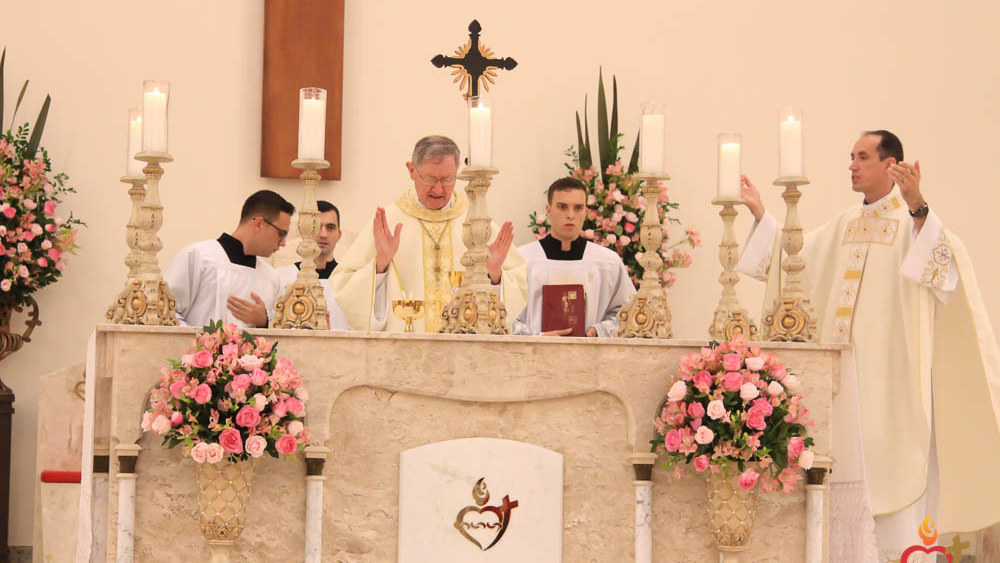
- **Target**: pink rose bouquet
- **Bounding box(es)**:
[651,337,816,493]
[142,320,311,463]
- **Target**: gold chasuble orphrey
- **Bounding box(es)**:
[395,192,463,333]
[331,190,528,333]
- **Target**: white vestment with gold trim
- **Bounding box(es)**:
[737,188,1000,560]
[330,189,527,333]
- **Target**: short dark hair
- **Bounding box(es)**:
[239,190,295,223]
[862,130,904,162]
[317,200,340,224]
[547,177,587,204]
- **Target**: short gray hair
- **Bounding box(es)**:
[411,135,461,168]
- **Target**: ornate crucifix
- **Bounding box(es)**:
[431,20,517,98]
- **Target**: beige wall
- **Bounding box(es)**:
[2,0,998,546]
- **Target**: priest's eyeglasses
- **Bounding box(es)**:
[261,218,288,241]
[418,174,457,187]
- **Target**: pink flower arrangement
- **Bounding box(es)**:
[0,94,82,306]
[142,320,310,463]
[651,337,816,493]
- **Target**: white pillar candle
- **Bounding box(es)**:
[640,114,665,173]
[126,109,143,176]
[298,88,327,160]
[779,110,804,177]
[141,81,168,153]
[718,136,742,199]
[468,105,492,166]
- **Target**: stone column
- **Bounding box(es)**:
[804,457,832,563]
[631,453,657,563]
[115,444,141,563]
[92,451,110,562]
[304,446,329,563]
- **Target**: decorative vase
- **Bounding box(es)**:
[196,459,256,563]
[705,468,758,562]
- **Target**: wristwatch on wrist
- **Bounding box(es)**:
[909,202,929,218]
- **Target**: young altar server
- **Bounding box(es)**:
[275,200,351,330]
[513,177,636,337]
[165,189,294,328]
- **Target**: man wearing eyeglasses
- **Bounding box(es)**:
[165,189,294,328]
[332,135,527,332]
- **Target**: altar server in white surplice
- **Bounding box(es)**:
[331,135,527,333]
[513,177,635,337]
[275,199,350,331]
[736,130,1000,562]
[165,189,293,328]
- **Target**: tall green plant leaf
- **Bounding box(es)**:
[610,76,619,156]
[628,131,640,175]
[582,97,592,170]
[25,94,50,159]
[596,69,610,184]
[1,48,6,132]
[10,79,28,128]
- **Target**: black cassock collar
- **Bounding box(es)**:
[216,233,257,268]
[539,234,586,261]
[295,259,338,279]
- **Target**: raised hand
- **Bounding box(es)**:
[740,175,765,221]
[373,207,403,274]
[486,221,514,284]
[889,160,923,210]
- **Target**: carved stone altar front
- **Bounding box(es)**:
[90,326,845,562]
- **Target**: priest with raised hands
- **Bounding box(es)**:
[331,135,527,333]
[736,130,1000,561]
[275,199,351,330]
[512,177,635,337]
[165,189,294,328]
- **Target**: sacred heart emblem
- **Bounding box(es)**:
[900,545,950,563]
[453,478,519,550]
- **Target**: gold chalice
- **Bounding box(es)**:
[391,299,425,333]
[449,270,465,292]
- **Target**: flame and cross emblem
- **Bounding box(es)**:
[453,478,519,550]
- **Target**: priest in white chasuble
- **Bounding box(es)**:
[331,135,527,333]
[736,130,1000,561]
[165,189,293,328]
[513,177,635,337]
[275,200,351,330]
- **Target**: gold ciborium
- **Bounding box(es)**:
[391,299,425,333]
[449,270,465,291]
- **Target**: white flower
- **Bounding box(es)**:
[706,400,727,420]
[253,393,268,410]
[294,387,309,401]
[739,382,760,401]
[140,412,154,432]
[287,420,304,437]
[667,380,688,402]
[244,435,267,458]
[151,414,171,434]
[238,354,265,371]
[745,357,765,371]
[694,426,715,445]
[30,223,43,235]
[190,442,209,464]
[205,443,225,464]
[767,381,784,396]
[798,450,815,470]
[783,374,800,391]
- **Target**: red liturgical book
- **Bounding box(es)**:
[541,284,586,336]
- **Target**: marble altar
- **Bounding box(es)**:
[87,325,846,562]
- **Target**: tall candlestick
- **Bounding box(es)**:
[141,80,169,153]
[717,134,741,199]
[639,102,666,174]
[468,95,492,167]
[298,87,327,160]
[779,108,804,177]
[126,108,143,176]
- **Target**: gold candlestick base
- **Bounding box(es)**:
[762,176,817,341]
[392,299,425,333]
[616,173,672,338]
[271,159,331,329]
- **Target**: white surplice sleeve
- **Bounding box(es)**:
[592,261,634,338]
[735,211,779,282]
[901,209,958,302]
[370,271,389,331]
[164,244,199,326]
